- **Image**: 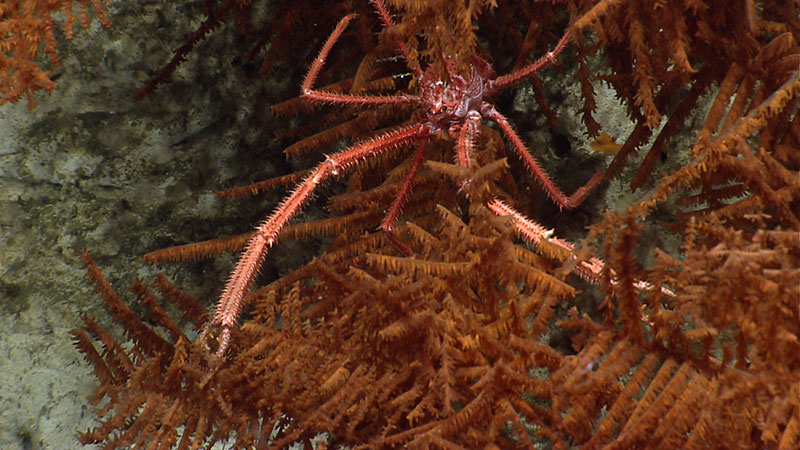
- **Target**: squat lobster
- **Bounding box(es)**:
[203,0,611,355]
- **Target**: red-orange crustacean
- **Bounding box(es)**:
[202,0,613,355]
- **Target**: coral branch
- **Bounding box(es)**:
[0,0,110,108]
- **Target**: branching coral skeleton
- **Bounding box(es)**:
[202,0,618,355]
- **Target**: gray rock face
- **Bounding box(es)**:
[0,3,288,448]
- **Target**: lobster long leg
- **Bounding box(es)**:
[489,107,606,210]
[205,124,427,355]
[302,14,419,107]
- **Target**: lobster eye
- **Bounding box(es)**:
[441,105,448,112]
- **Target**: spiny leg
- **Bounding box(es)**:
[380,141,428,257]
[489,107,607,210]
[455,111,481,169]
[484,24,608,210]
[486,199,673,299]
[205,124,427,355]
[302,14,419,106]
[490,28,574,91]
[486,199,600,282]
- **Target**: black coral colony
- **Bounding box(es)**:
[67,0,798,448]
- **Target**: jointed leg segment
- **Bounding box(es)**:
[489,108,606,210]
[302,14,419,107]
[205,124,427,354]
